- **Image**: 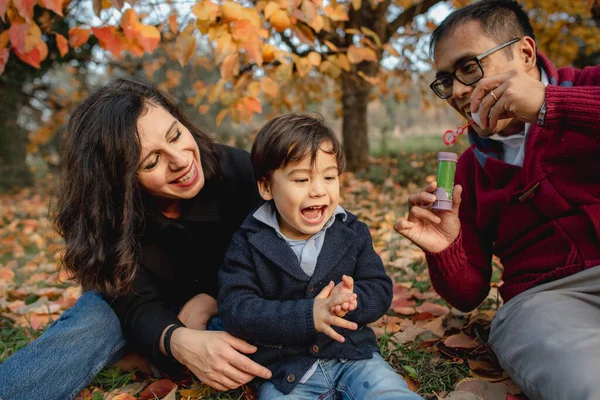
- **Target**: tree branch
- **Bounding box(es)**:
[385,0,444,42]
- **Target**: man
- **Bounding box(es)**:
[395,1,600,399]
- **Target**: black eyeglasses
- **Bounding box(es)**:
[430,38,521,99]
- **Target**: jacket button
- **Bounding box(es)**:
[312,345,319,352]
[287,374,296,383]
[309,286,315,292]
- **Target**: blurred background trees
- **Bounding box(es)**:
[0,0,599,191]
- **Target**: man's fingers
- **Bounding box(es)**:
[394,219,415,233]
[452,185,463,214]
[409,191,437,209]
[222,332,258,354]
[222,365,255,386]
[227,351,272,379]
[410,206,441,224]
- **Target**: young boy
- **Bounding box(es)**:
[218,113,423,399]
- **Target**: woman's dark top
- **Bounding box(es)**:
[107,144,261,368]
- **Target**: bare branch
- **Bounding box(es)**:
[385,0,444,42]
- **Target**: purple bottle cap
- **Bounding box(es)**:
[438,152,458,162]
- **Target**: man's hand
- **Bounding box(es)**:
[394,181,462,253]
[313,281,358,342]
[470,69,546,131]
[329,275,357,317]
[170,328,272,391]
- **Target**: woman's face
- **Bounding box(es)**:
[136,104,205,204]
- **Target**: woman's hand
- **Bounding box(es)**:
[178,293,218,331]
[170,328,272,391]
[394,182,462,253]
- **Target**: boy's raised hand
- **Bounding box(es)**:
[313,281,358,343]
[329,275,357,317]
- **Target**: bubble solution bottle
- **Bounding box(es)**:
[433,152,458,211]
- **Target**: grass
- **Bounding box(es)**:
[0,315,47,363]
[0,136,477,398]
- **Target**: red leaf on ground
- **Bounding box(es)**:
[444,333,479,349]
[137,379,177,400]
[416,302,450,316]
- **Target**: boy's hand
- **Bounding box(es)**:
[313,281,358,342]
[329,275,357,317]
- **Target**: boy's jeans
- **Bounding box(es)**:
[257,353,423,400]
[0,291,127,400]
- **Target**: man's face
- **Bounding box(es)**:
[433,20,526,137]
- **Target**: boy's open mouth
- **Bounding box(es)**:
[301,205,327,223]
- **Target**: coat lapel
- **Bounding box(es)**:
[310,220,357,284]
[248,229,311,281]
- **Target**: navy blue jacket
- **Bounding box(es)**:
[218,210,393,394]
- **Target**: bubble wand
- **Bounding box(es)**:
[442,120,475,145]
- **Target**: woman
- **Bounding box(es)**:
[0,78,271,400]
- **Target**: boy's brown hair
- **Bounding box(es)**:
[251,112,346,181]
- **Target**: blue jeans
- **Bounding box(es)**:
[0,291,127,400]
[257,353,423,399]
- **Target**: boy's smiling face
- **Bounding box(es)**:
[258,140,340,240]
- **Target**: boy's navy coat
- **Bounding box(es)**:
[218,209,393,394]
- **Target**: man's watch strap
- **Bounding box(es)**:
[164,324,184,360]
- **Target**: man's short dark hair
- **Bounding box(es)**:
[429,0,535,59]
[251,112,346,181]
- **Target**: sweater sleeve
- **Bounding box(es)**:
[107,268,183,367]
[218,233,317,346]
[544,65,600,132]
[424,162,494,312]
[342,221,393,326]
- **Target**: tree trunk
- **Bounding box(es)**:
[341,72,372,172]
[0,84,33,192]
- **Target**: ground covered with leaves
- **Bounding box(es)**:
[0,154,526,400]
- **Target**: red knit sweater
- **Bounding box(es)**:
[426,52,600,312]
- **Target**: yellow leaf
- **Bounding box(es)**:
[358,70,378,85]
[137,24,160,53]
[68,27,90,48]
[221,1,244,22]
[198,104,210,115]
[307,51,321,66]
[248,81,261,96]
[232,19,258,42]
[301,0,317,20]
[310,14,325,33]
[9,21,41,54]
[193,0,219,22]
[360,26,381,46]
[294,56,311,77]
[261,76,278,97]
[264,1,280,19]
[55,33,68,57]
[215,32,235,63]
[276,61,293,81]
[334,53,351,71]
[324,5,349,21]
[174,31,196,66]
[0,30,9,51]
[220,53,239,79]
[323,39,338,51]
[216,109,228,127]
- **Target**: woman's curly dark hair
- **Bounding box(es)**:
[53,78,221,295]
